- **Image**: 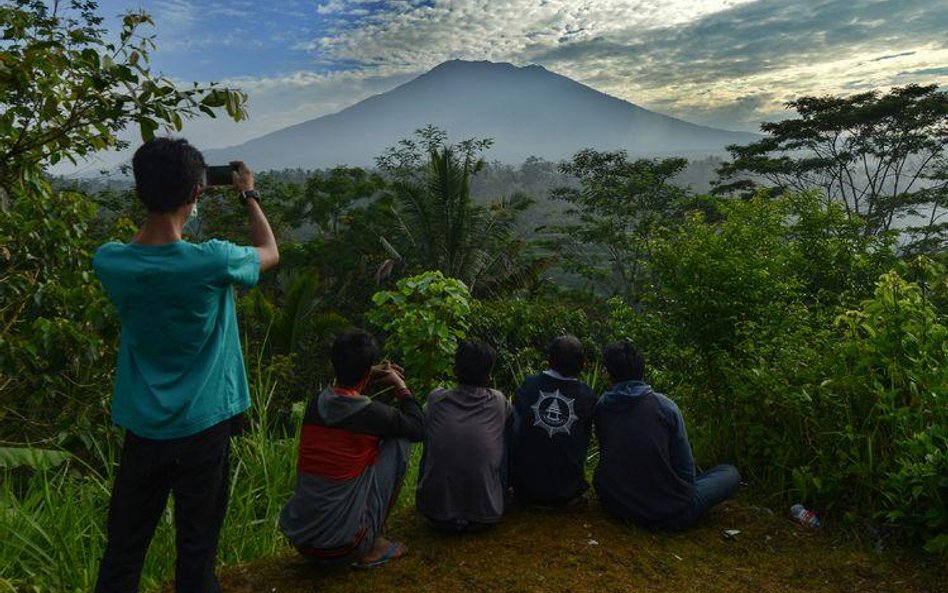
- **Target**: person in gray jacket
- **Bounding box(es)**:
[416,340,513,532]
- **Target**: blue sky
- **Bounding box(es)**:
[77,0,948,169]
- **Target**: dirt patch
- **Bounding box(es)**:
[204,500,946,593]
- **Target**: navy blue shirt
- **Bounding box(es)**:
[511,371,598,505]
[593,380,695,526]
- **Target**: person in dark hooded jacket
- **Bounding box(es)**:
[593,340,740,529]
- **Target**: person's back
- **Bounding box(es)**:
[593,341,740,530]
[93,138,280,593]
[511,336,597,507]
[416,340,512,530]
[594,382,693,526]
[94,239,257,437]
[280,330,423,568]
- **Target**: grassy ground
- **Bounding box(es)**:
[201,498,947,593]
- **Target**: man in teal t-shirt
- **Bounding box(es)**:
[93,138,279,593]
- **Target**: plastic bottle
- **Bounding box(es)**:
[790,503,820,528]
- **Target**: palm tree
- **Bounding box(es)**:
[380,136,540,295]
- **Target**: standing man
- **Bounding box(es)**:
[510,335,598,509]
[93,138,279,593]
[594,340,740,530]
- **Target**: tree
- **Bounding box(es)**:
[715,85,948,253]
[0,0,248,197]
[280,166,386,236]
[545,149,688,304]
[0,0,249,447]
[377,126,538,296]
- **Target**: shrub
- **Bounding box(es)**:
[369,271,473,396]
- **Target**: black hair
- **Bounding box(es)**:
[132,137,206,213]
[547,334,585,377]
[454,339,496,387]
[602,340,645,383]
[331,330,380,387]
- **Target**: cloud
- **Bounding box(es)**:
[898,67,948,77]
[69,0,948,176]
[870,51,917,62]
[276,0,945,131]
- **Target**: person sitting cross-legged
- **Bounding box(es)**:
[510,335,598,509]
[416,340,513,533]
[594,340,740,530]
[279,330,423,568]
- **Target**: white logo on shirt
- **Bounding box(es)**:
[531,389,578,437]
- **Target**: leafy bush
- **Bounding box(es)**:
[0,186,127,452]
[469,297,595,391]
[817,270,947,547]
[369,271,473,396]
[0,354,298,593]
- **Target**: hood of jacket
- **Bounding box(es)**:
[599,380,654,409]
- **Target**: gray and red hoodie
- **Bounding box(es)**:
[279,385,423,560]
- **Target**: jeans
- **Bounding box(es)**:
[665,464,741,530]
[95,420,233,593]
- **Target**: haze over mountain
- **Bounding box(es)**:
[204,60,759,170]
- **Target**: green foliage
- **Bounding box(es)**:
[469,297,595,389]
[0,446,70,470]
[377,127,539,296]
[547,150,688,302]
[645,193,941,549]
[0,0,247,193]
[281,166,387,235]
[0,357,298,593]
[716,84,948,254]
[0,186,126,448]
[369,271,473,396]
[819,270,947,546]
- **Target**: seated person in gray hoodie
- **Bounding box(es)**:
[280,330,424,568]
[416,340,513,532]
[594,340,740,530]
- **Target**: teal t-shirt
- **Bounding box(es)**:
[93,239,260,439]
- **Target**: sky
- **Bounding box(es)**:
[72,0,948,173]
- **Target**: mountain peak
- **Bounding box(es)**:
[429,59,518,71]
[205,60,759,170]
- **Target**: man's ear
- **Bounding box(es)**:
[189,184,202,203]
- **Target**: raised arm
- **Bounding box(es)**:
[232,161,279,272]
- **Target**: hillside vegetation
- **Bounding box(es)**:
[1,2,946,592]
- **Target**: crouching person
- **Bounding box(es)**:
[511,335,597,509]
[280,330,423,568]
[594,340,740,530]
[416,340,513,533]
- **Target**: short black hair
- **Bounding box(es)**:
[331,330,380,387]
[454,339,496,387]
[547,335,584,377]
[132,137,206,213]
[602,340,645,383]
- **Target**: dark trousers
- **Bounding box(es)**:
[95,420,232,593]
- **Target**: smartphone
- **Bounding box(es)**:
[205,164,236,186]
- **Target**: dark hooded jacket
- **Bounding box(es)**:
[593,380,695,527]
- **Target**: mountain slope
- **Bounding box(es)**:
[205,60,759,170]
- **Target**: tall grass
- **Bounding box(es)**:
[0,352,300,593]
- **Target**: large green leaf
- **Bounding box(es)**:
[0,446,71,470]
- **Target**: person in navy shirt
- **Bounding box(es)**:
[510,335,598,508]
[594,340,740,529]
